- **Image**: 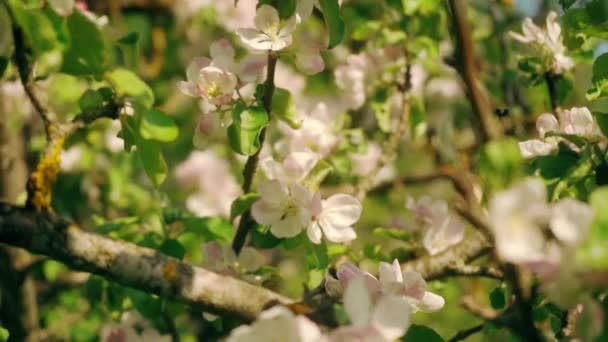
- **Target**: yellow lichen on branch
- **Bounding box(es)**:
[27,130,64,211]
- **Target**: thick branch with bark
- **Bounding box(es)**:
[0,203,291,320]
[401,231,491,281]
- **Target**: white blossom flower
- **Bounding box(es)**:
[236,5,298,51]
[518,107,601,158]
[307,193,361,244]
[226,306,323,342]
[296,49,325,75]
[349,143,396,186]
[259,151,318,184]
[252,180,314,239]
[489,178,593,266]
[276,103,339,157]
[559,107,597,136]
[509,11,573,74]
[325,260,444,313]
[335,54,367,110]
[329,277,411,342]
[405,197,465,255]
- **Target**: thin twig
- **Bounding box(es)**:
[232,53,278,254]
[544,72,559,112]
[448,0,502,142]
[447,323,484,342]
[461,296,499,320]
[6,4,53,140]
[443,263,503,280]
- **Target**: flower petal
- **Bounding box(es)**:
[379,259,403,284]
[251,200,283,225]
[236,28,274,51]
[536,113,559,138]
[238,54,268,83]
[319,194,362,228]
[254,5,280,34]
[209,39,235,70]
[550,198,593,245]
[412,291,445,313]
[518,139,557,158]
[177,81,199,97]
[296,51,325,75]
[344,277,372,326]
[283,151,318,181]
[307,222,322,244]
[372,295,411,340]
[269,209,308,238]
[186,57,211,83]
[321,225,357,243]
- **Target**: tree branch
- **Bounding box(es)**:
[232,53,278,254]
[401,231,491,281]
[448,0,502,142]
[0,202,291,320]
[447,323,484,342]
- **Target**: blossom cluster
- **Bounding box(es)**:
[251,151,362,244]
[509,11,573,74]
[489,178,593,278]
[226,260,444,342]
[518,107,602,158]
[405,196,465,255]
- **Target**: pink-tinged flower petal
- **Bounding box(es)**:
[307,222,323,244]
[254,5,280,33]
[422,216,465,256]
[379,259,403,284]
[295,315,323,342]
[319,194,362,228]
[177,81,199,97]
[536,113,559,138]
[209,39,235,69]
[310,191,322,217]
[296,51,325,75]
[412,291,445,312]
[279,14,298,37]
[336,263,381,297]
[561,107,595,136]
[401,271,427,300]
[238,54,268,83]
[518,139,558,158]
[372,295,411,340]
[344,277,372,326]
[291,183,313,208]
[259,157,285,180]
[283,151,318,181]
[236,28,274,51]
[321,225,356,243]
[550,198,593,245]
[186,57,211,83]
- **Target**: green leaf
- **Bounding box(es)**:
[577,187,608,269]
[0,326,10,342]
[43,260,67,281]
[277,0,296,19]
[160,239,186,259]
[588,53,608,101]
[228,105,269,155]
[183,217,233,242]
[489,286,506,310]
[0,5,13,58]
[319,0,345,49]
[373,227,413,242]
[137,139,167,187]
[61,9,105,76]
[230,193,261,221]
[105,68,155,109]
[117,32,140,70]
[478,138,523,191]
[402,324,444,342]
[307,241,329,269]
[9,2,59,56]
[272,88,301,128]
[79,89,105,112]
[140,109,179,142]
[559,0,577,9]
[308,268,324,288]
[251,226,282,249]
[371,88,391,132]
[301,160,333,191]
[585,0,608,25]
